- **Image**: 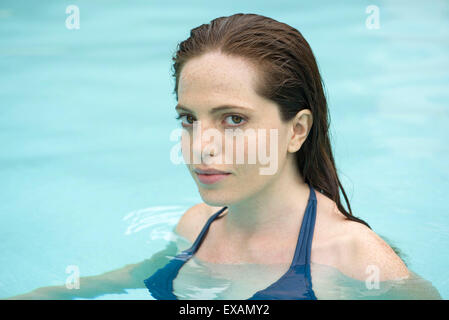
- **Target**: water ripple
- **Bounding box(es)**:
[122,205,186,240]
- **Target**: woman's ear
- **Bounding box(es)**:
[287,109,313,153]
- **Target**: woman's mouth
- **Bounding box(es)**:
[194,168,232,185]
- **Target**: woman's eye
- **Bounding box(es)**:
[224,115,246,126]
[176,114,195,126]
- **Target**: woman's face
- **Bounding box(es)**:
[176,51,293,206]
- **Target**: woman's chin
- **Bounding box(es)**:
[198,189,232,207]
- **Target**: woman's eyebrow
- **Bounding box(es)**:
[175,104,254,114]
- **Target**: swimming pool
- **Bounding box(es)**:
[1,0,448,299]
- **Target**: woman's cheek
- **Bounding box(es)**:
[181,130,192,164]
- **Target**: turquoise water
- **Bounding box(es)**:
[1,0,448,299]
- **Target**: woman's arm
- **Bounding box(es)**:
[6,239,179,300]
[377,271,443,300]
[6,205,201,300]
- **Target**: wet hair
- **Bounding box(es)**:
[171,13,372,229]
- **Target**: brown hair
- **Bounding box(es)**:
[171,13,372,229]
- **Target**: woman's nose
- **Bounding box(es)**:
[191,120,222,163]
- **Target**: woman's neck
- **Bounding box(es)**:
[222,157,311,242]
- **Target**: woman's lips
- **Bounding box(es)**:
[196,172,231,184]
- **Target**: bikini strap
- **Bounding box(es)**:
[184,206,228,255]
[292,183,317,266]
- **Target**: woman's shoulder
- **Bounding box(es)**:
[175,203,223,244]
[314,194,409,282]
[332,219,409,281]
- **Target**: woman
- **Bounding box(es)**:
[9,13,441,300]
[143,13,439,300]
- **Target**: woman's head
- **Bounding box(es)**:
[176,50,312,207]
[172,13,370,228]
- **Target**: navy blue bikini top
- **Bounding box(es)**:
[144,183,317,300]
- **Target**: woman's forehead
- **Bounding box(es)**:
[178,53,259,96]
[176,53,281,116]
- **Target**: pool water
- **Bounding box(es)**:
[1,0,448,299]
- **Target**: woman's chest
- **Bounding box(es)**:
[173,258,360,300]
[173,257,291,300]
